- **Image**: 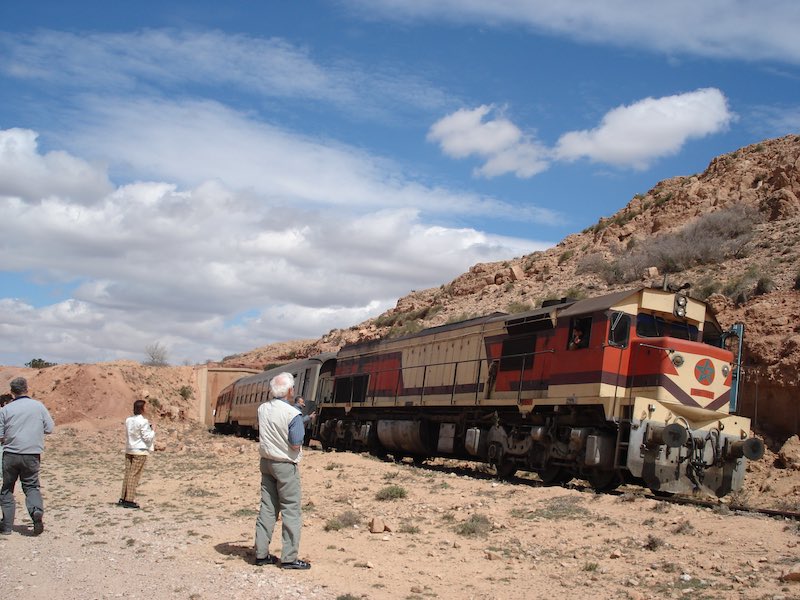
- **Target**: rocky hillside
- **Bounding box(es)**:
[223,134,800,436]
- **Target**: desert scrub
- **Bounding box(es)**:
[184,485,218,497]
[505,301,532,314]
[672,519,695,534]
[445,312,476,325]
[644,534,665,551]
[529,495,590,520]
[455,513,491,537]
[325,510,361,531]
[398,521,421,534]
[375,484,407,500]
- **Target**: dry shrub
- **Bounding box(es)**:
[582,205,759,284]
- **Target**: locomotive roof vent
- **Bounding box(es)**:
[541,297,574,308]
[658,275,691,293]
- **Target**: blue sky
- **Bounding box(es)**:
[1,1,798,367]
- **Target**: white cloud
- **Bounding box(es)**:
[431,89,732,174]
[428,105,550,178]
[0,128,112,203]
[56,96,561,225]
[555,88,733,169]
[343,0,800,65]
[0,128,552,365]
[0,29,449,120]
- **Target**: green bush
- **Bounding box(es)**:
[455,513,491,537]
[694,280,721,300]
[557,249,574,265]
[505,302,532,314]
[375,485,407,501]
[387,321,423,338]
[722,266,761,305]
[591,205,758,284]
[25,358,56,369]
[324,510,361,531]
[755,276,776,295]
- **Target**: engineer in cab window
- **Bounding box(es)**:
[569,326,589,350]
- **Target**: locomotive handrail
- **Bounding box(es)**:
[636,342,676,353]
[347,348,554,406]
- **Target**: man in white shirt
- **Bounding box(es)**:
[118,399,155,509]
[253,372,310,569]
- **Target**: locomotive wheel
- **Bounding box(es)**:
[539,464,572,485]
[368,446,388,460]
[587,470,622,492]
[495,460,517,480]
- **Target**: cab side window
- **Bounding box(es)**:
[608,312,631,348]
[568,316,592,350]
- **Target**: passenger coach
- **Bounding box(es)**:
[214,352,337,438]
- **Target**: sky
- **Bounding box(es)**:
[0,1,798,367]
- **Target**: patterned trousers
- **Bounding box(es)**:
[120,454,148,502]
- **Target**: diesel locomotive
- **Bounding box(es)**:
[214,285,764,497]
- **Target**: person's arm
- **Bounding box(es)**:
[141,419,156,446]
[288,414,305,450]
[42,407,55,435]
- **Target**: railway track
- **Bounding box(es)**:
[407,455,800,521]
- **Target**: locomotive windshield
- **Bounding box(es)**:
[636,313,699,341]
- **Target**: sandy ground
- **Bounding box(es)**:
[1,421,799,600]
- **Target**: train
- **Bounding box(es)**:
[213,352,337,443]
[213,285,764,497]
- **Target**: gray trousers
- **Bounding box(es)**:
[254,458,302,562]
[1,453,44,529]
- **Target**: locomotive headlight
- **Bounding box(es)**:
[672,354,684,367]
[673,294,688,318]
[722,365,730,377]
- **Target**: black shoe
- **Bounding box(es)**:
[116,499,126,506]
[32,510,44,535]
[280,559,311,570]
[122,501,140,509]
[254,553,278,566]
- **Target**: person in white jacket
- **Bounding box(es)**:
[118,400,155,509]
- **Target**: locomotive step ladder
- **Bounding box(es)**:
[613,418,632,469]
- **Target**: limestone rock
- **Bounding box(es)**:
[369,517,386,533]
